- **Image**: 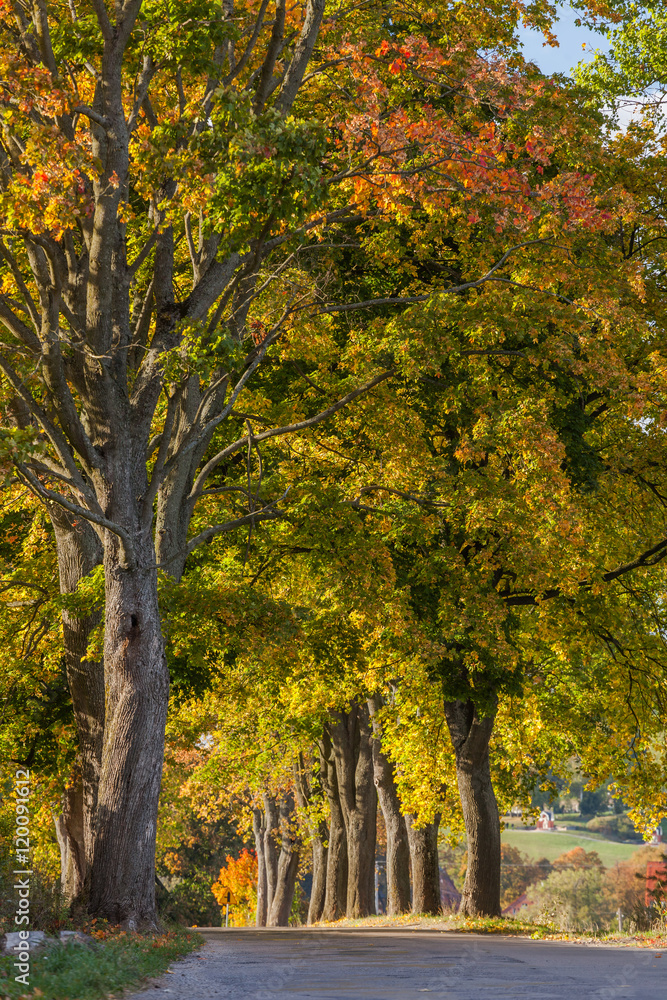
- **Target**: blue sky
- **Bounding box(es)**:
[516,4,612,76]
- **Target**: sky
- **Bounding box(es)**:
[516,4,647,129]
[516,4,612,76]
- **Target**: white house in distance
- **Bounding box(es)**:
[536,809,556,831]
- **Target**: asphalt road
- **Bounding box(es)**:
[126,929,666,1000]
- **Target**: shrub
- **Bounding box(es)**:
[523,866,613,932]
[586,814,642,841]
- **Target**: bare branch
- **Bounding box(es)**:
[73,104,109,129]
[128,54,157,133]
[128,228,158,276]
[184,212,200,287]
[505,538,667,608]
[186,497,287,555]
[142,391,178,524]
[311,240,552,315]
[31,0,58,77]
[89,0,113,39]
[0,297,41,354]
[0,349,96,489]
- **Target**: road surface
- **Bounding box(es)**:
[126,929,666,999]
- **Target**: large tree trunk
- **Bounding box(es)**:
[406,813,441,915]
[367,697,411,915]
[330,705,377,918]
[252,806,268,927]
[87,513,169,928]
[444,699,501,917]
[320,732,348,921]
[49,507,104,905]
[267,791,300,927]
[293,754,328,925]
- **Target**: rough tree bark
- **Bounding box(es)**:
[307,823,328,924]
[87,521,169,927]
[444,699,501,917]
[252,805,268,927]
[49,507,103,904]
[320,731,348,922]
[54,777,85,903]
[263,792,280,917]
[367,696,411,915]
[405,813,441,915]
[266,791,300,927]
[293,753,328,925]
[330,705,377,918]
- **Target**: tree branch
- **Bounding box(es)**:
[89,0,113,39]
[186,500,287,556]
[223,0,271,85]
[15,464,136,569]
[275,0,325,114]
[505,538,667,607]
[189,368,396,501]
[310,239,552,316]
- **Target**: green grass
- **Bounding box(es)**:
[0,928,202,1000]
[501,829,643,866]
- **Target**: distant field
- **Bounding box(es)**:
[501,829,643,867]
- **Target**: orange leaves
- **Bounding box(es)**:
[0,51,98,239]
[211,849,258,924]
[388,58,407,75]
[0,161,93,240]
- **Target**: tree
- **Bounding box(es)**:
[212,849,258,926]
[1,0,651,927]
[368,695,411,916]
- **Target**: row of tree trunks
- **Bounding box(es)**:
[254,791,301,927]
[300,703,444,921]
[47,496,501,928]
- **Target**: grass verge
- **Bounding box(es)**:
[318,913,667,948]
[0,927,202,1000]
